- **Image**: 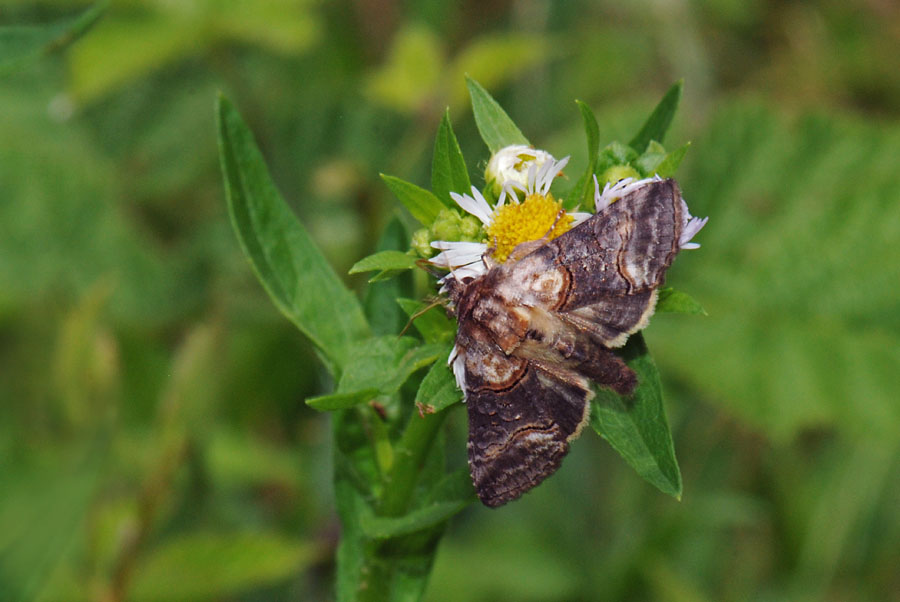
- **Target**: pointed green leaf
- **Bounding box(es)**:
[0,1,107,75]
[306,389,380,411]
[567,100,602,210]
[591,333,682,498]
[380,174,445,227]
[349,250,418,276]
[466,76,529,153]
[656,287,707,315]
[629,80,683,153]
[217,95,369,372]
[655,142,691,177]
[359,494,471,539]
[431,109,471,204]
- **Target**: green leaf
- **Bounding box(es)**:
[629,80,683,153]
[380,174,446,227]
[466,76,529,153]
[350,250,418,276]
[591,334,682,498]
[359,496,470,539]
[431,109,472,204]
[656,287,707,315]
[414,351,462,414]
[130,532,319,602]
[396,298,454,344]
[306,337,445,410]
[306,389,380,411]
[655,142,691,177]
[216,95,369,373]
[0,1,107,75]
[567,100,602,210]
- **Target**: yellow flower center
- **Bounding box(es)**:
[486,193,574,263]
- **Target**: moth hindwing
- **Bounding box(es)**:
[447,179,685,507]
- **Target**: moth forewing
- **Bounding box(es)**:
[451,178,686,507]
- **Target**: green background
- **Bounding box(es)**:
[1,1,898,600]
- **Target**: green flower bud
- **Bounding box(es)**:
[411,228,433,258]
[599,165,641,187]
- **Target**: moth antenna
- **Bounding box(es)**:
[415,258,444,279]
[398,297,445,337]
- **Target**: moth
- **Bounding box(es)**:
[444,178,690,507]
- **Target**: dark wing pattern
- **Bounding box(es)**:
[455,179,685,506]
[460,324,592,508]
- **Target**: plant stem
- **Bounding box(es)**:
[378,408,449,517]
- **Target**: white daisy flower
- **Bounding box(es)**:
[484,144,557,197]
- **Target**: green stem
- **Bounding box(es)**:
[378,408,449,517]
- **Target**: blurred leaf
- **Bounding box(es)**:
[129,532,319,602]
[69,1,320,102]
[396,298,454,344]
[431,109,471,205]
[656,287,707,315]
[449,34,551,106]
[381,174,446,228]
[0,1,107,75]
[634,140,668,176]
[567,100,601,210]
[366,24,443,113]
[68,13,197,102]
[350,251,418,276]
[466,77,529,153]
[629,80,683,153]
[0,454,102,602]
[414,351,462,414]
[591,334,682,498]
[217,95,370,373]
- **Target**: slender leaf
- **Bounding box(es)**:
[217,95,369,372]
[466,76,529,153]
[656,287,707,315]
[591,333,682,498]
[655,142,691,177]
[306,389,380,411]
[0,1,107,75]
[380,174,445,227]
[350,250,418,276]
[431,109,471,205]
[567,100,602,210]
[629,80,683,153]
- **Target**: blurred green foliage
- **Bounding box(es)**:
[1,0,898,601]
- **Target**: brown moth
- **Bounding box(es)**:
[444,178,688,507]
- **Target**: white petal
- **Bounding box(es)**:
[679,204,709,249]
[595,175,658,212]
[569,211,592,226]
[536,155,569,195]
[449,343,467,398]
[450,186,494,226]
[430,241,488,268]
